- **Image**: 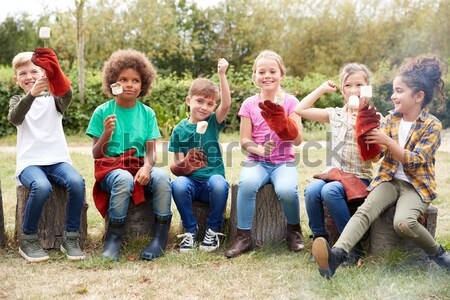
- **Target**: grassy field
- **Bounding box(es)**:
[0,133,449,300]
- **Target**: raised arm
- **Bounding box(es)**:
[215,58,231,124]
[294,80,337,123]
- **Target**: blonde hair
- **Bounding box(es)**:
[188,78,219,100]
[12,52,34,74]
[252,50,286,86]
[339,63,371,91]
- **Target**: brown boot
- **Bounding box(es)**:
[224,229,253,258]
[286,223,305,251]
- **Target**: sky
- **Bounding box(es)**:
[0,0,213,22]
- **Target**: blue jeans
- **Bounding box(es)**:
[237,161,300,230]
[172,174,229,233]
[304,178,370,238]
[19,163,85,234]
[100,167,172,223]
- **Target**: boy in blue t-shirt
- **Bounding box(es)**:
[169,58,231,252]
[86,49,172,261]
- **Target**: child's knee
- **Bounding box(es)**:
[393,217,419,238]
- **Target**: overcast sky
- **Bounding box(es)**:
[0,0,214,22]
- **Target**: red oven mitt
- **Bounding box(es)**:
[170,148,208,176]
[32,48,71,96]
[313,168,369,202]
[258,100,298,141]
[355,103,381,161]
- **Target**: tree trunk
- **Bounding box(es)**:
[104,191,155,238]
[15,185,88,250]
[0,180,6,248]
[370,205,438,256]
[75,0,86,104]
[230,184,286,247]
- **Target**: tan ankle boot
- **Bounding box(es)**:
[224,229,253,258]
[286,223,305,251]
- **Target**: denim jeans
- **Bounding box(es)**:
[172,174,228,233]
[304,178,370,238]
[100,167,172,223]
[19,163,85,234]
[236,161,300,230]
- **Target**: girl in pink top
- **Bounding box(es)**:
[225,50,304,258]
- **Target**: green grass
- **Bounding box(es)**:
[0,132,449,299]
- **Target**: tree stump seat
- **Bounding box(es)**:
[230,184,287,247]
[15,184,88,250]
[370,204,438,256]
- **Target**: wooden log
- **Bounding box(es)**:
[104,191,155,238]
[230,184,286,247]
[0,180,6,248]
[370,205,438,256]
[324,200,364,246]
[15,185,88,250]
[176,201,211,241]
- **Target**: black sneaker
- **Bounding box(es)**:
[199,228,225,252]
[19,234,49,263]
[177,231,197,253]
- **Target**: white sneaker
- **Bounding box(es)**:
[177,232,196,252]
[199,228,225,252]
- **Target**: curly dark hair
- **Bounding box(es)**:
[102,49,157,98]
[398,54,447,111]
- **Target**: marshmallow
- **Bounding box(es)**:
[360,85,372,98]
[274,91,284,105]
[196,121,208,134]
[110,83,123,95]
[39,27,51,39]
[348,95,360,109]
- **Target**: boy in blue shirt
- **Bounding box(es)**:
[169,58,231,252]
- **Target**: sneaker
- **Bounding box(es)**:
[19,234,49,263]
[177,232,197,253]
[61,231,85,260]
[199,228,225,252]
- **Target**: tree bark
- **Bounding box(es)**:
[75,0,86,104]
[15,185,88,250]
[230,184,286,247]
[370,205,438,256]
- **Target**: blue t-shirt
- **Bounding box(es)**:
[86,100,161,157]
[169,113,225,180]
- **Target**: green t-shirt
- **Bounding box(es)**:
[169,113,226,180]
[86,99,161,157]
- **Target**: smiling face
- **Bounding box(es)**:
[13,62,45,94]
[391,76,424,120]
[253,57,284,96]
[186,94,217,123]
[341,71,368,106]
[114,68,142,107]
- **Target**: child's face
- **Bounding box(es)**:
[186,94,217,123]
[253,58,283,94]
[391,76,423,114]
[13,62,45,94]
[114,68,142,102]
[342,71,368,106]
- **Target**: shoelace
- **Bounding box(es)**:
[26,240,43,252]
[67,237,81,249]
[203,230,225,247]
[177,232,195,247]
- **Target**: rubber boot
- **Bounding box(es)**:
[224,229,253,258]
[312,237,347,279]
[428,244,450,271]
[286,223,305,251]
[101,222,125,261]
[141,215,172,260]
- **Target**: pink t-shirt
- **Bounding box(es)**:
[238,93,299,164]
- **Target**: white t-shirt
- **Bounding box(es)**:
[14,95,72,183]
[394,118,414,181]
